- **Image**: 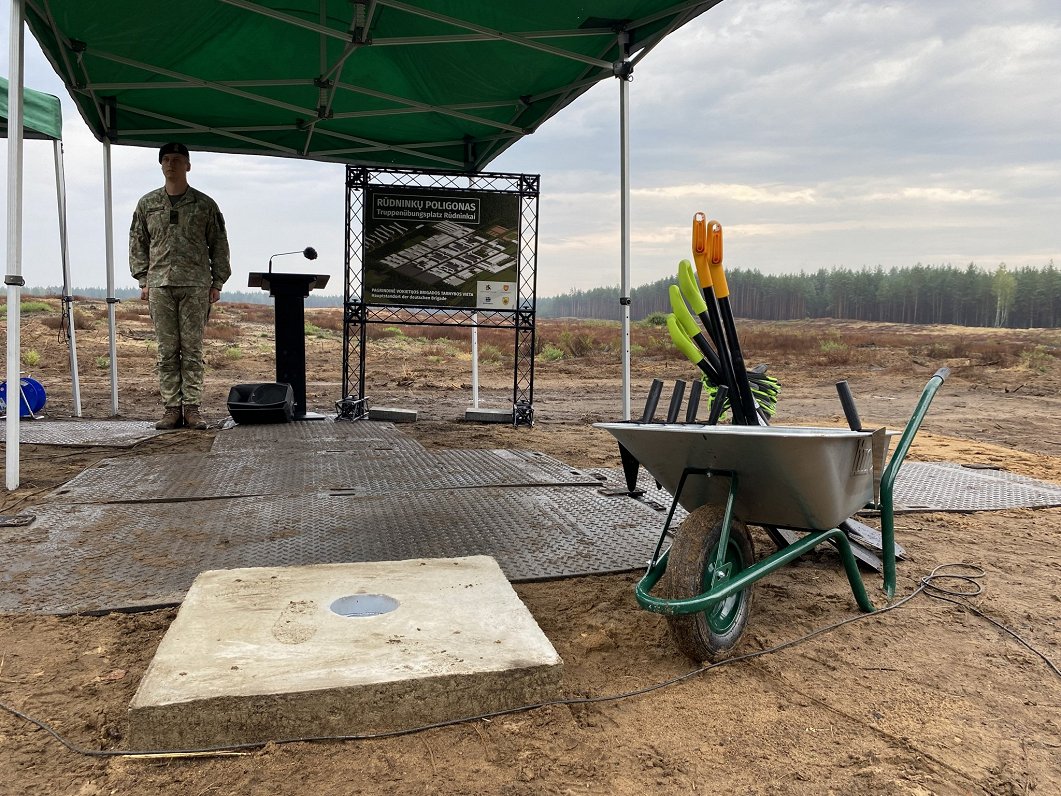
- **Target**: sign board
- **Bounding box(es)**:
[363,186,521,308]
[475,280,517,310]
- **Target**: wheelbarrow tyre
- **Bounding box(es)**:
[664,503,755,664]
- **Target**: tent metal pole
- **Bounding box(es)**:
[471,312,479,409]
[5,0,26,490]
[103,140,118,415]
[54,139,82,416]
[619,72,632,420]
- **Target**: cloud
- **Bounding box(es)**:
[3,1,1059,300]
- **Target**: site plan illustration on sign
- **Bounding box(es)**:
[363,187,521,309]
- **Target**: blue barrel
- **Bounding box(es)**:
[0,377,47,417]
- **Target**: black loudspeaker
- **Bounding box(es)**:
[226,382,294,425]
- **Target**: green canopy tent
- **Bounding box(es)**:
[7,0,726,485]
[24,1,720,168]
[2,72,83,487]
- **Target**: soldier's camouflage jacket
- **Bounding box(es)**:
[129,187,231,290]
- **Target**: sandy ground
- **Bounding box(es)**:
[1,302,1059,795]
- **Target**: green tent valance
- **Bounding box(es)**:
[0,75,63,141]
[25,1,720,171]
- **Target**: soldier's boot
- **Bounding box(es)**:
[183,405,208,430]
[155,406,183,430]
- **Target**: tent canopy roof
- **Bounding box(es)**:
[0,75,63,141]
[25,1,720,171]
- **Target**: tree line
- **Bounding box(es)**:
[26,261,1060,328]
[538,262,1060,329]
[25,286,343,308]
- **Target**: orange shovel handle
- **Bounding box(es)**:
[691,212,713,290]
[706,219,729,299]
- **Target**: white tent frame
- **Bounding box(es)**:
[5,0,99,489]
[4,2,703,487]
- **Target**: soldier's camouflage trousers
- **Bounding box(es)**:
[149,285,211,407]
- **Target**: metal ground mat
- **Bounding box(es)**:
[46,449,603,504]
[891,462,1061,512]
[211,418,424,454]
[0,486,666,614]
[0,419,164,447]
[590,462,1061,515]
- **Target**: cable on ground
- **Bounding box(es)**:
[0,561,1056,758]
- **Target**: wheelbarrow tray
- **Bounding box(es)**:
[596,423,877,531]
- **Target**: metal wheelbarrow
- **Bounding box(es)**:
[596,369,949,662]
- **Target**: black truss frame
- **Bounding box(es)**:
[339,166,539,425]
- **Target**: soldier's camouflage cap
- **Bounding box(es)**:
[158,142,190,162]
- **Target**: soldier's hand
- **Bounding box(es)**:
[140,286,149,301]
[209,288,221,304]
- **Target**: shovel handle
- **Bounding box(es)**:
[691,213,713,289]
[666,380,686,423]
[641,379,664,423]
[836,380,863,431]
[685,379,702,423]
[707,384,729,425]
[706,220,730,299]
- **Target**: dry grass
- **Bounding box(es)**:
[305,310,344,332]
[38,309,93,331]
[204,323,241,343]
[114,306,150,322]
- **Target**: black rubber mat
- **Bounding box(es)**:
[47,450,603,504]
[7,412,1058,615]
[0,419,164,447]
[892,462,1061,512]
[210,418,423,454]
[590,462,1061,515]
[0,487,665,614]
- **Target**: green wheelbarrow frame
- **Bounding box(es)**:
[635,368,950,619]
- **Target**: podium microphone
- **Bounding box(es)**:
[268,246,318,274]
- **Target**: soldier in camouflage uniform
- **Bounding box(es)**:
[129,142,231,430]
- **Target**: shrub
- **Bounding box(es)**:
[537,343,564,362]
[22,350,41,367]
[1019,345,1055,373]
[95,355,110,369]
[819,337,851,364]
[640,311,669,328]
[478,344,507,364]
[556,330,595,358]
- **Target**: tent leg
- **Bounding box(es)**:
[5,0,26,490]
[54,140,82,416]
[619,67,632,420]
[103,140,119,416]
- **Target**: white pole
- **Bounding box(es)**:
[619,71,632,421]
[54,140,82,416]
[471,312,479,408]
[103,140,118,415]
[5,0,26,490]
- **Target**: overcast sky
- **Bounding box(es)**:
[3,1,1059,299]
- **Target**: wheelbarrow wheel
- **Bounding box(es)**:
[664,503,755,663]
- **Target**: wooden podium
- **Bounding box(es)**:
[248,271,330,419]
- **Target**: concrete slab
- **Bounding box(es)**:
[368,407,417,423]
[127,556,563,749]
[464,407,513,424]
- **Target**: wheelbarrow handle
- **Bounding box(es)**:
[878,369,950,599]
